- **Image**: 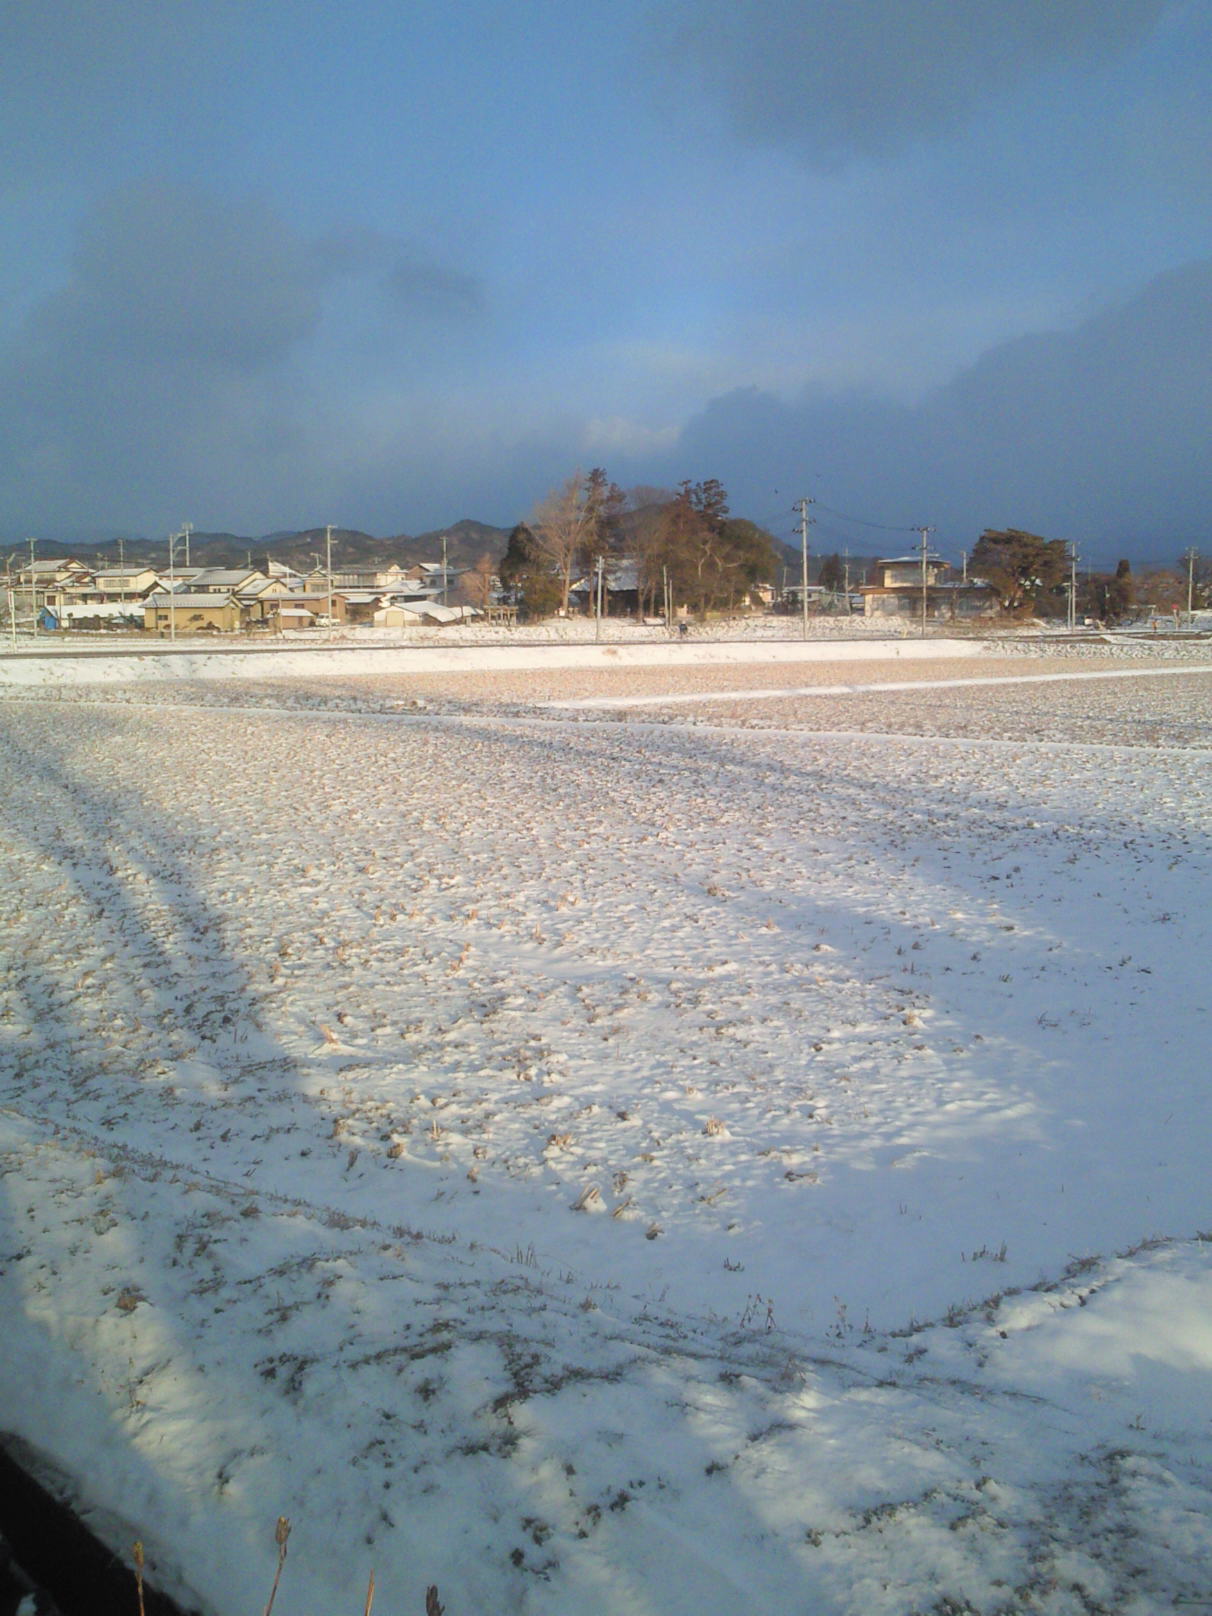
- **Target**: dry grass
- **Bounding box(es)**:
[130,1519,445,1616]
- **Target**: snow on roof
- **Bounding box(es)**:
[144,591,238,607]
[190,569,265,587]
[573,561,641,592]
[417,603,480,623]
[55,602,144,620]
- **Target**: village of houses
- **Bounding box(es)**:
[6,556,507,635]
[6,551,1000,636]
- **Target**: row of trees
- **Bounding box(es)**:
[970,529,1206,623]
[634,479,777,618]
[488,507,1199,625]
[498,470,780,620]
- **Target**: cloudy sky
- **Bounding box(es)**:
[2,0,1209,564]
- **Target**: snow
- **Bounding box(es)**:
[0,631,991,688]
[2,635,1211,1615]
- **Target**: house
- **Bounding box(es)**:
[272,591,351,627]
[189,567,271,594]
[275,605,319,629]
[21,557,92,584]
[81,568,167,602]
[371,602,479,628]
[264,560,308,588]
[306,564,413,591]
[334,591,387,625]
[861,556,996,620]
[781,583,829,610]
[143,591,244,634]
[16,558,94,609]
[569,560,641,616]
[415,603,479,625]
[42,602,144,630]
[235,576,297,624]
[372,603,427,628]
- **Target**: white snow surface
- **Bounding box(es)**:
[0,631,989,687]
[2,636,1211,1616]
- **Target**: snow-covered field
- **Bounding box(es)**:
[2,641,1211,1615]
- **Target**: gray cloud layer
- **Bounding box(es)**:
[666,259,1212,563]
[3,177,1209,561]
[0,182,485,535]
[668,0,1169,162]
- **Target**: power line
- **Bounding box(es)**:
[813,501,922,534]
[812,518,885,549]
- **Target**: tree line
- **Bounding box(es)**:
[970,529,1206,623]
[496,470,780,620]
[481,492,1203,624]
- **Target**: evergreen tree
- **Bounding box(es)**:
[1103,558,1136,623]
[640,480,775,617]
[819,553,844,593]
[970,529,1067,613]
[498,523,541,599]
[583,468,627,570]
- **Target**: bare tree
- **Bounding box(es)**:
[531,472,595,614]
[453,552,495,610]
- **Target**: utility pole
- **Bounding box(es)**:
[917,526,934,637]
[441,534,448,607]
[27,537,38,636]
[5,552,17,650]
[842,548,851,614]
[1069,546,1078,631]
[798,497,813,640]
[594,556,604,642]
[1185,547,1198,624]
[325,524,334,638]
[167,529,177,641]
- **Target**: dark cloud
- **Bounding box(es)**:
[313,228,486,321]
[657,259,1212,565]
[667,0,1169,163]
[50,183,324,368]
[385,254,484,319]
[0,183,317,531]
[0,182,487,534]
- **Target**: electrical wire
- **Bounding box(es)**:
[812,502,923,534]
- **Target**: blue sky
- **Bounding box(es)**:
[2,0,1210,565]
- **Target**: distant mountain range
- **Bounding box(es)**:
[52,518,515,573]
[17,513,854,580]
